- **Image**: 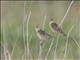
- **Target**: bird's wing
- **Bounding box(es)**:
[51,23,59,32]
[51,23,66,36]
[38,29,50,37]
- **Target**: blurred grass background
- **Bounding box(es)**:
[1,1,80,60]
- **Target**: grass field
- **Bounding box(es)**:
[1,1,80,60]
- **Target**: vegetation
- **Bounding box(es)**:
[1,1,80,60]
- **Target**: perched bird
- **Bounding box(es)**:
[49,19,66,36]
[35,25,52,41]
[49,19,80,48]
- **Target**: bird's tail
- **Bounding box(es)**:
[60,30,67,37]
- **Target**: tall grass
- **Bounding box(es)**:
[63,25,74,60]
[59,1,74,26]
[1,1,80,60]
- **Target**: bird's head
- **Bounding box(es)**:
[49,19,54,25]
[35,25,41,32]
[49,19,58,26]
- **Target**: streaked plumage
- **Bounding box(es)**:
[35,25,51,40]
[49,19,66,36]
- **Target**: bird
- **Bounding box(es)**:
[49,19,66,36]
[49,19,80,48]
[35,25,52,44]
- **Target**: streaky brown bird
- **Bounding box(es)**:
[49,19,66,36]
[35,25,52,41]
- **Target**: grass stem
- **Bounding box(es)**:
[63,25,74,60]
